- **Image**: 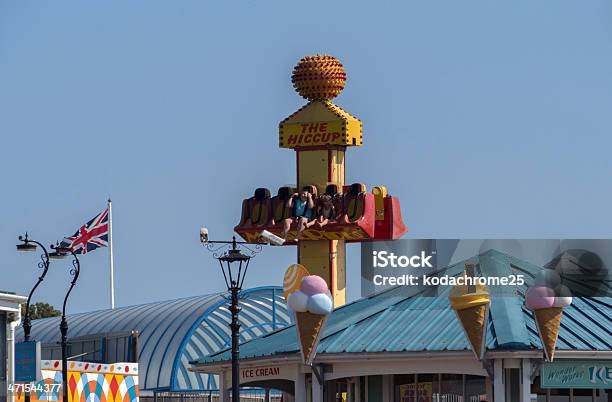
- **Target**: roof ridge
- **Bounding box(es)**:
[32,294,221,321]
[480,252,531,349]
[30,287,283,321]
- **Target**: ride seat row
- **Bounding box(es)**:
[239,183,370,227]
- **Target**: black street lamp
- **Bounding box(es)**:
[202,235,263,401]
[16,233,51,342]
[49,244,80,402]
[16,233,52,402]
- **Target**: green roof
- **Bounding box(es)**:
[192,250,612,366]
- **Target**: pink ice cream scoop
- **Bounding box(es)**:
[300,275,329,296]
[525,286,555,310]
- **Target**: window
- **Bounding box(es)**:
[394,374,486,402]
[464,375,486,402]
[394,374,416,402]
[440,374,463,402]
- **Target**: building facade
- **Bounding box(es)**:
[0,291,28,402]
[190,250,612,402]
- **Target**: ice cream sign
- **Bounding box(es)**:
[283,264,333,365]
[241,366,287,383]
[541,360,612,389]
[525,269,573,361]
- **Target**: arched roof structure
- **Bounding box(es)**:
[18,287,291,392]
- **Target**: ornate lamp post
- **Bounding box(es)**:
[202,234,263,401]
[16,233,52,402]
[16,234,51,342]
[48,244,80,402]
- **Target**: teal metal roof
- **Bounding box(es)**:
[18,287,292,391]
[193,250,612,366]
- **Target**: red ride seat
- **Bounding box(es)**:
[344,183,367,222]
[325,184,344,220]
[271,186,295,223]
[240,188,272,226]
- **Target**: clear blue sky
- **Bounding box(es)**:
[2,1,612,313]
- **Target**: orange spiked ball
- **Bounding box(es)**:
[291,54,346,101]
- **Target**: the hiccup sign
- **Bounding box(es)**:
[281,122,344,147]
[541,360,612,388]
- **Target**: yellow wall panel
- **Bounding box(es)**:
[298,150,329,191]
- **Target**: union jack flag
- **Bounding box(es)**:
[60,208,109,254]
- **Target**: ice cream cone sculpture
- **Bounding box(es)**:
[525,269,573,361]
[448,265,490,360]
[283,264,333,365]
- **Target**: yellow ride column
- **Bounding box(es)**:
[279,55,363,307]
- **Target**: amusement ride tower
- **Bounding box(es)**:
[235,55,407,307]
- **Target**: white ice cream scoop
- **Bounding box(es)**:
[288,290,309,312]
[552,285,573,308]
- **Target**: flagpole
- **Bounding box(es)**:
[108,198,115,309]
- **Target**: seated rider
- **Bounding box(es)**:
[315,194,336,228]
[283,187,315,241]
